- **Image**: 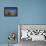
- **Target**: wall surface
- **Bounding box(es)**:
[0,0,20,44]
[20,0,46,24]
[0,0,46,45]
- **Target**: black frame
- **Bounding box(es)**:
[4,7,18,16]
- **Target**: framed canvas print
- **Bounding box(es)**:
[4,7,18,16]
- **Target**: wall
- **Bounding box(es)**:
[0,0,20,44]
[0,0,46,44]
[20,0,46,24]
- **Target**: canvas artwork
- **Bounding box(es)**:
[4,7,17,16]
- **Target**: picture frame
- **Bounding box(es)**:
[4,7,18,16]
